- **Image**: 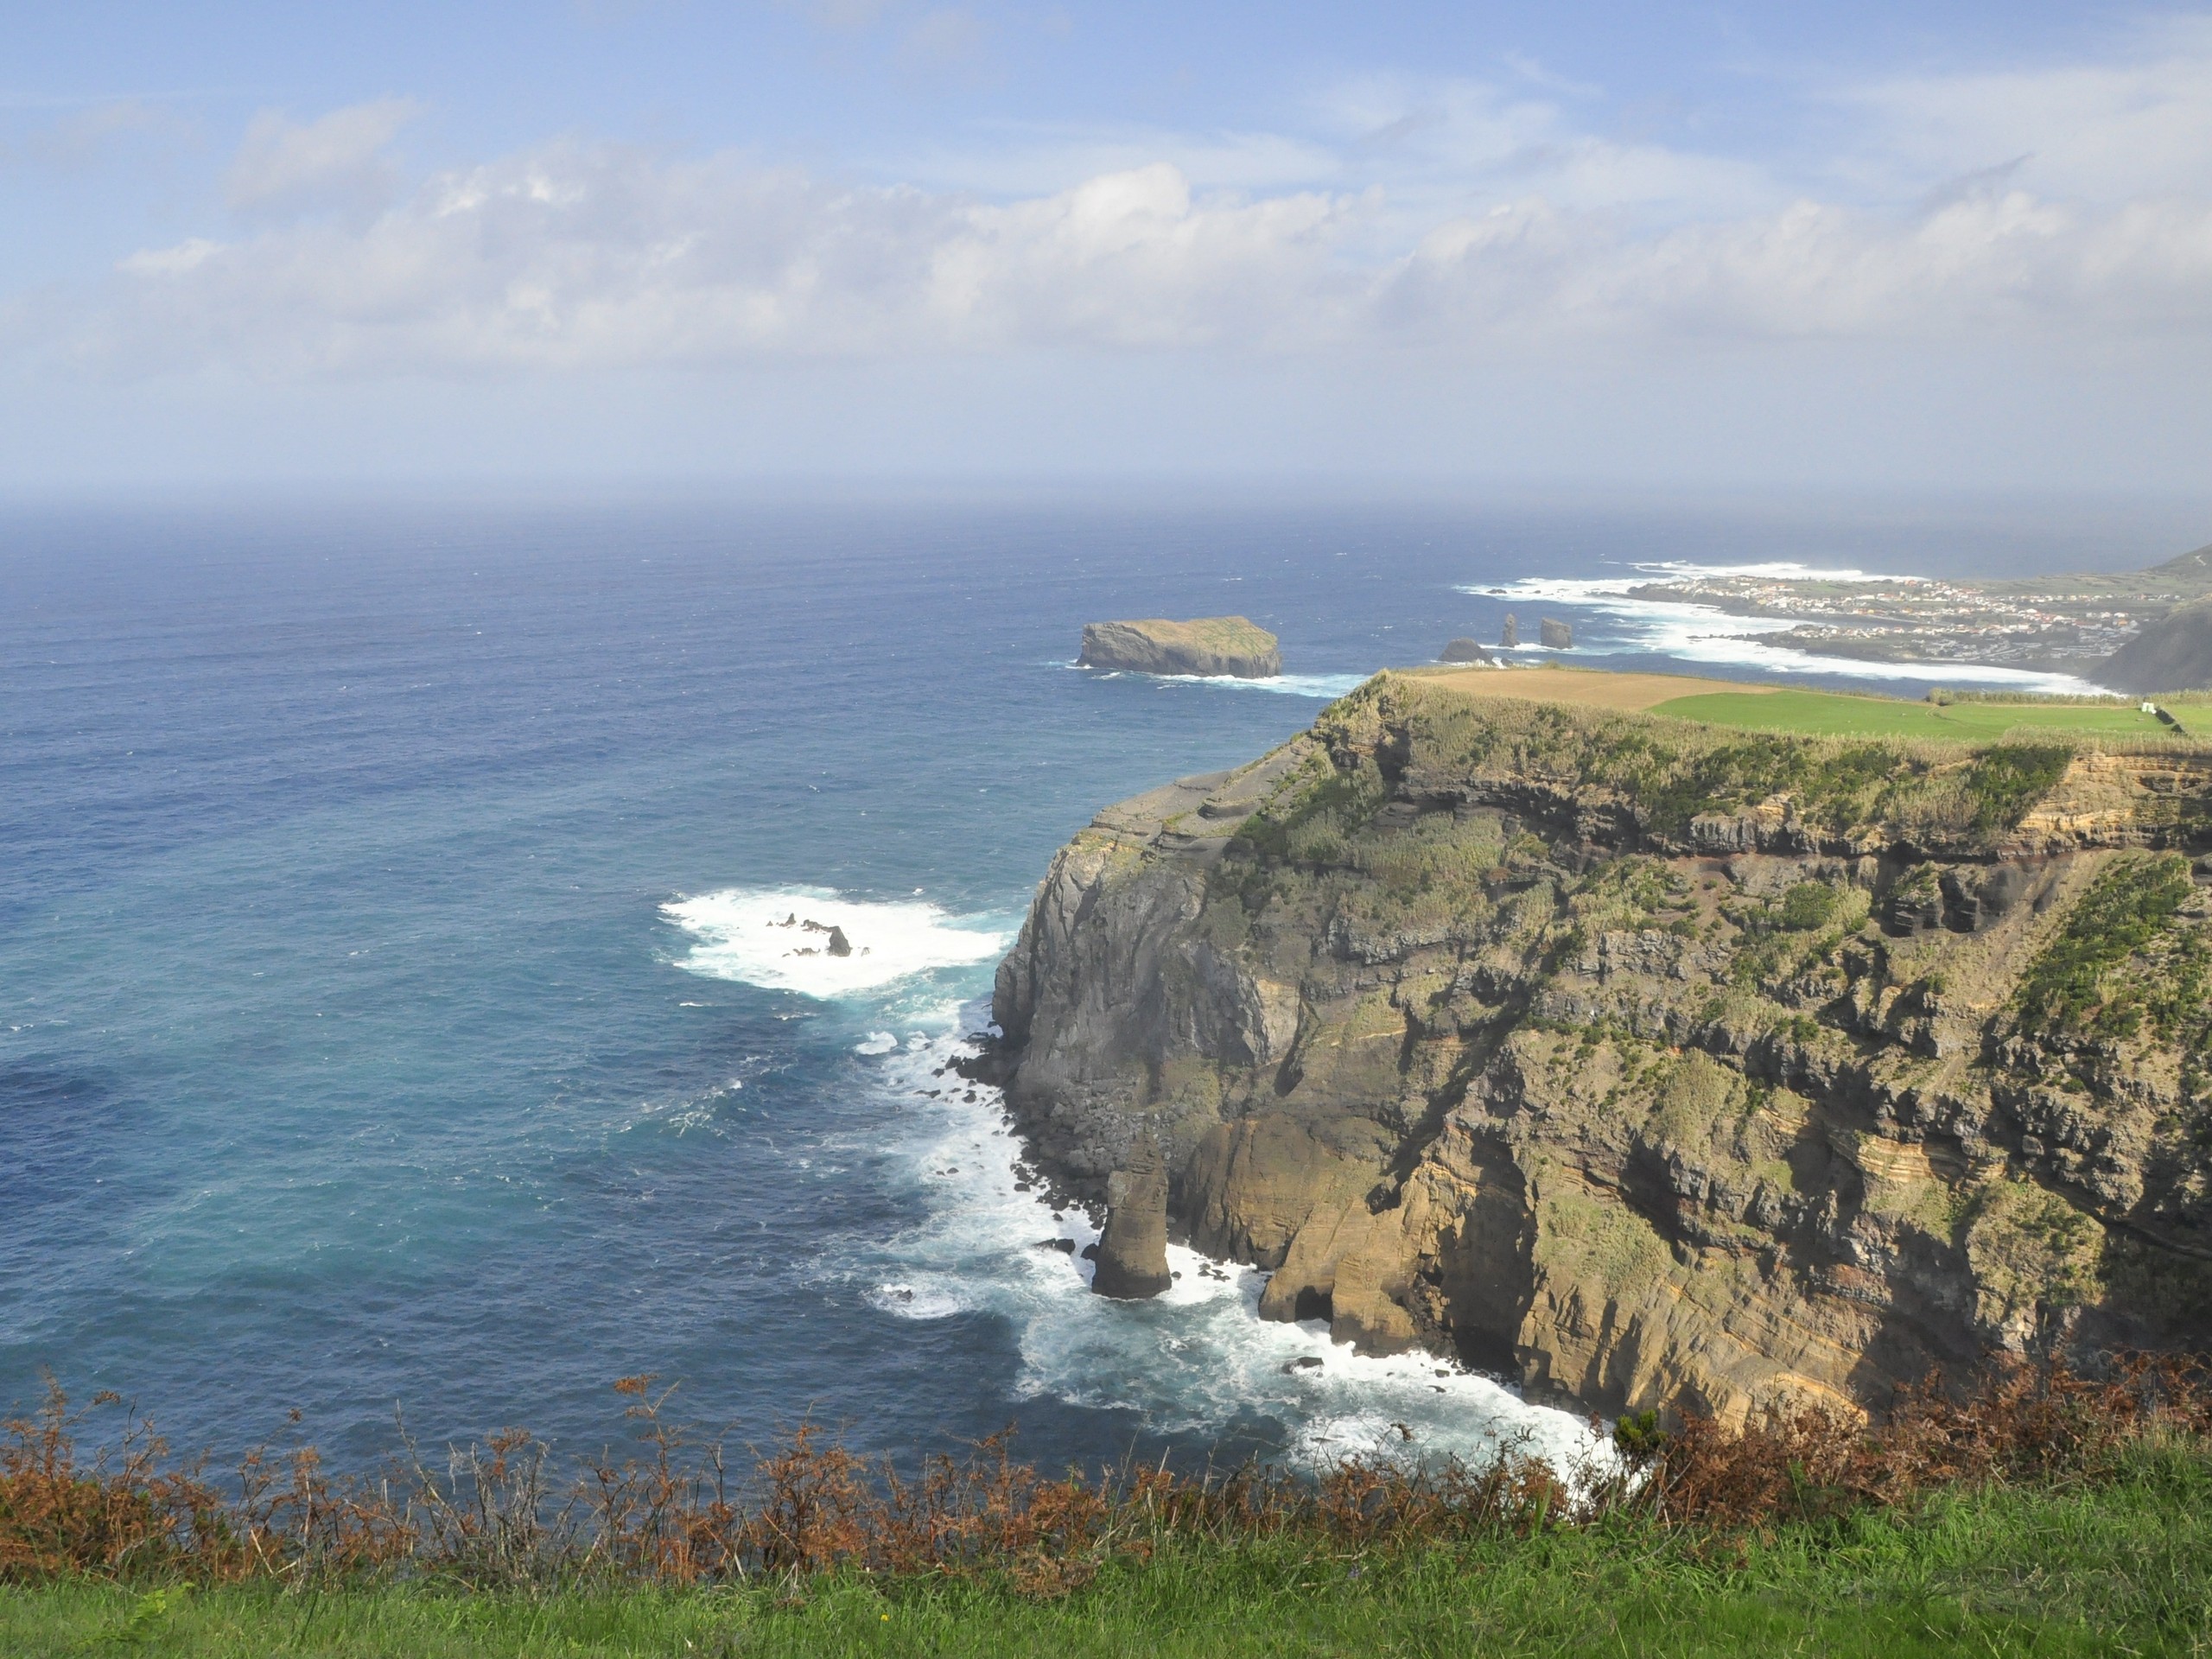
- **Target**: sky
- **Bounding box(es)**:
[6,2,2212,495]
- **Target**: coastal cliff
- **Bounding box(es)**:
[989,672,2212,1422]
[1079,617,1282,678]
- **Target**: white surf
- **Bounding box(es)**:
[664,886,1011,999]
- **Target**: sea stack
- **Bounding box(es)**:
[1541,617,1574,651]
[1440,638,1493,664]
[1078,617,1281,678]
[1090,1151,1172,1299]
[1499,613,1519,648]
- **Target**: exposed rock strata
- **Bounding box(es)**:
[990,674,2212,1421]
[1079,617,1282,679]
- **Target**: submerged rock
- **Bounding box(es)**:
[1080,617,1281,678]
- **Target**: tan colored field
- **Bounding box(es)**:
[1411,664,1781,711]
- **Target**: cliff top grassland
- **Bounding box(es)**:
[1413,662,2211,740]
[1303,671,2212,851]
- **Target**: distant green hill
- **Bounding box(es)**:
[1982,540,2212,606]
[2100,594,2212,694]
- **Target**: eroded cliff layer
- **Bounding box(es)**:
[990,673,2212,1421]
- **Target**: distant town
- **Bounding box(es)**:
[1628,546,2212,674]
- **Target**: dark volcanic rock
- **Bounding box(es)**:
[1499,613,1519,649]
[1440,638,1493,664]
[1540,617,1574,650]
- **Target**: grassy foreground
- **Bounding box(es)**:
[8,1440,2211,1656]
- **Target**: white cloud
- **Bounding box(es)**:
[39,29,2212,380]
[226,98,419,219]
[1835,17,2212,205]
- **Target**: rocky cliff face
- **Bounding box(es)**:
[989,673,2212,1422]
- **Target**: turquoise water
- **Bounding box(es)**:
[0,497,2161,1473]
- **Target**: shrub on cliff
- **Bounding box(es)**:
[2015,853,2198,1040]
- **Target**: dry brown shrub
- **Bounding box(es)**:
[1637,1353,2212,1530]
[3,1354,2206,1590]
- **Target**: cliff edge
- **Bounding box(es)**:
[990,672,2212,1422]
[1079,617,1282,678]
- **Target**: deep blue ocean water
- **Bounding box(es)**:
[2,495,2193,1475]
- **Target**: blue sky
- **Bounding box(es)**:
[6,2,2212,493]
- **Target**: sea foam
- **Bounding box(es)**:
[1069,663,1370,699]
[834,1021,1603,1472]
[664,886,1010,999]
[1465,563,2112,696]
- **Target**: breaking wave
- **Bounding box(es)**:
[830,1022,1602,1471]
[664,887,1011,999]
[1069,663,1370,699]
[1461,562,2111,696]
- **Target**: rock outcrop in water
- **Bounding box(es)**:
[989,672,2212,1421]
[1440,639,1494,664]
[1540,618,1574,651]
[1090,1141,1173,1298]
[1079,617,1282,679]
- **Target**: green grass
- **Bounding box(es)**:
[1650,688,2181,740]
[10,1444,2212,1656]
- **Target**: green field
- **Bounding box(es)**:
[7,1442,2211,1657]
[1651,687,2194,740]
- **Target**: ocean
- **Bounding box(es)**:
[0,493,2187,1476]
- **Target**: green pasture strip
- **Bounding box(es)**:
[9,1443,2209,1657]
[1651,688,2173,740]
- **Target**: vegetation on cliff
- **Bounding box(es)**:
[2014,853,2202,1040]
